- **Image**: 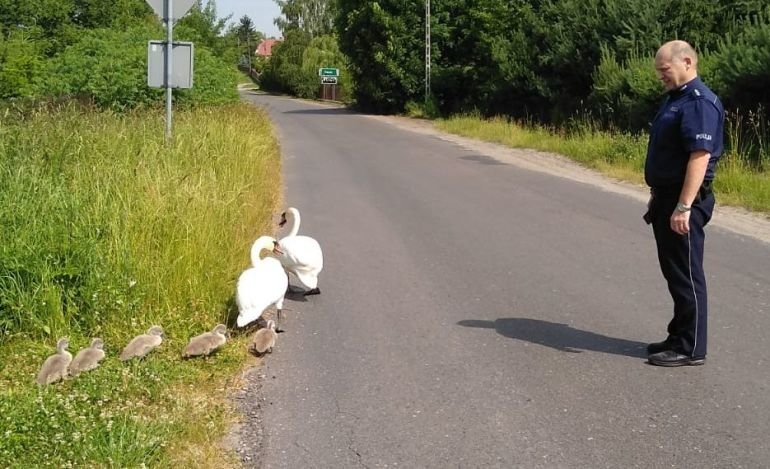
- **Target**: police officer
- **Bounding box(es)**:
[644,40,724,367]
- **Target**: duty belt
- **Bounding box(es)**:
[652,180,713,200]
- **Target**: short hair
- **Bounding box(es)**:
[658,40,698,66]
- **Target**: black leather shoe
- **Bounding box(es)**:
[646,339,674,355]
[648,350,705,367]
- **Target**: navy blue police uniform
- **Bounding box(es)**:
[644,76,724,360]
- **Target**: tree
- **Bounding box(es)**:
[336,0,423,113]
[176,0,230,52]
[274,0,335,38]
[236,15,258,70]
[260,28,311,94]
[0,29,46,98]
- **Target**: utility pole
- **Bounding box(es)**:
[246,33,252,73]
[425,0,431,105]
[164,0,173,141]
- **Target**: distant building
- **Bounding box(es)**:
[255,38,280,58]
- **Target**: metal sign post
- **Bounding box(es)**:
[146,0,195,141]
[165,0,173,140]
[319,69,340,101]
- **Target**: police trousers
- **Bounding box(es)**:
[649,184,715,358]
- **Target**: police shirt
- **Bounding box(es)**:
[644,76,724,188]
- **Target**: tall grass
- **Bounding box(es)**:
[437,113,648,182]
[0,103,280,340]
[436,113,770,214]
[0,102,281,467]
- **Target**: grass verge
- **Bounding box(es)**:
[0,102,281,467]
[435,114,770,214]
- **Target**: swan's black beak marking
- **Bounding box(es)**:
[272,241,284,255]
[278,213,287,227]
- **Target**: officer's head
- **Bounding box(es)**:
[654,40,698,91]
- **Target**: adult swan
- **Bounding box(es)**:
[277,207,323,295]
[237,235,288,331]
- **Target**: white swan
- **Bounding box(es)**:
[237,235,288,330]
[276,207,323,295]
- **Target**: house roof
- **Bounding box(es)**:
[256,38,280,57]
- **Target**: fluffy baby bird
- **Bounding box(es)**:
[120,325,164,361]
[249,320,277,356]
[69,338,106,377]
[36,338,72,385]
[182,324,228,358]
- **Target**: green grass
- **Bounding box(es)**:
[0,102,281,467]
[436,114,770,214]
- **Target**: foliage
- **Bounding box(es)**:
[0,103,280,340]
[40,23,238,110]
[335,0,770,138]
[0,29,47,99]
[45,24,164,109]
[176,47,240,106]
[708,10,770,112]
[259,30,349,101]
[0,63,279,469]
[336,0,422,113]
[261,0,348,100]
[299,35,350,98]
[259,29,312,94]
[175,0,230,53]
[436,113,770,212]
[0,0,154,55]
[275,0,335,38]
[590,47,662,131]
[0,0,243,109]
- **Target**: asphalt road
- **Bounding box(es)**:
[240,91,770,469]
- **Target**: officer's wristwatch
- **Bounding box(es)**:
[675,202,692,213]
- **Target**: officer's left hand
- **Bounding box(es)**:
[670,211,690,235]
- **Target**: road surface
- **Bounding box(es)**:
[238,91,770,468]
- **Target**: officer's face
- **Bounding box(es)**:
[655,55,691,91]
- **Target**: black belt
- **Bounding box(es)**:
[652,180,713,200]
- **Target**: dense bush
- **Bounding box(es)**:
[0,0,241,109]
[46,25,163,109]
[259,29,312,95]
[708,13,770,112]
[260,31,351,101]
[42,24,238,109]
[336,0,770,129]
[0,30,47,99]
[590,48,664,131]
[336,0,422,113]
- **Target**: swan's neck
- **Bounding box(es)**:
[250,236,275,265]
[286,211,300,237]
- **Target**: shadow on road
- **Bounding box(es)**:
[283,108,355,116]
[457,317,647,358]
[459,154,508,166]
[284,289,309,302]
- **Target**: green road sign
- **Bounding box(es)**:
[318,68,340,77]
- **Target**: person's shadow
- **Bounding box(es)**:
[457,317,647,358]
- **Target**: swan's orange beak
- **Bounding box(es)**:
[272,241,284,255]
